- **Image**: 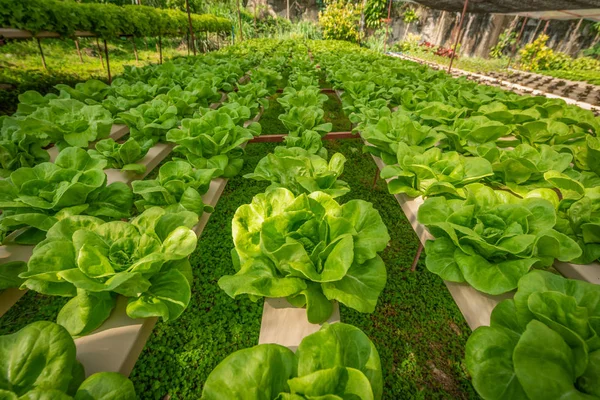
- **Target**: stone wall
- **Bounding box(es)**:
[264,0,598,58]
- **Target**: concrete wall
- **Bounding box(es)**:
[264,0,598,58]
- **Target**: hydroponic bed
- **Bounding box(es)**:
[1,37,599,400]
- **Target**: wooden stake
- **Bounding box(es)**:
[103,39,111,83]
[286,0,290,20]
[36,38,47,70]
[75,39,84,63]
[185,0,197,56]
[131,37,139,62]
[383,0,393,53]
[410,242,424,272]
[543,20,550,34]
[530,19,543,43]
[237,0,244,41]
[372,168,379,189]
[506,16,528,70]
[96,38,105,70]
[447,0,469,73]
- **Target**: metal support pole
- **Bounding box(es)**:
[383,0,393,53]
[36,38,47,70]
[185,0,196,56]
[158,35,163,64]
[447,0,469,74]
[131,37,139,62]
[75,39,84,63]
[410,242,424,272]
[506,16,528,70]
[543,20,550,34]
[237,0,244,41]
[96,38,105,70]
[103,39,111,83]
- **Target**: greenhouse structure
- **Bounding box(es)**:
[1,0,600,398]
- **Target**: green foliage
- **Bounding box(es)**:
[244,146,350,197]
[166,109,259,178]
[219,187,390,323]
[0,321,136,399]
[418,183,581,295]
[466,270,600,400]
[402,8,418,24]
[364,0,387,29]
[89,137,153,173]
[0,0,230,38]
[519,34,600,71]
[0,147,132,246]
[319,0,362,43]
[21,206,198,336]
[132,160,219,216]
[201,323,383,399]
[489,29,516,59]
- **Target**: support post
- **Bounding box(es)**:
[185,0,197,56]
[447,0,469,74]
[506,16,528,70]
[96,38,105,70]
[530,19,543,43]
[543,20,550,34]
[36,38,47,70]
[131,37,139,62]
[237,0,244,41]
[372,169,379,189]
[75,39,84,63]
[383,0,393,53]
[410,242,424,272]
[103,39,111,83]
[287,0,290,20]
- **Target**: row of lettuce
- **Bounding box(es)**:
[1,39,389,400]
[204,42,388,399]
[310,40,600,400]
[0,40,282,399]
[1,0,230,38]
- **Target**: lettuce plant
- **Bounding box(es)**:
[277,86,328,111]
[194,102,254,127]
[544,169,600,264]
[279,106,332,136]
[202,322,383,400]
[20,207,199,336]
[0,321,136,399]
[118,99,179,144]
[219,188,389,323]
[437,115,512,154]
[132,161,219,216]
[88,137,153,174]
[0,116,50,178]
[225,81,269,117]
[166,110,258,178]
[22,98,113,149]
[418,183,581,295]
[184,78,222,106]
[55,79,111,104]
[466,270,600,400]
[153,86,202,118]
[102,79,161,115]
[14,90,64,117]
[361,109,443,165]
[245,147,350,198]
[0,147,132,245]
[380,143,493,198]
[283,130,328,159]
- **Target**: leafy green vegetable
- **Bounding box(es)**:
[166,109,258,178]
[0,116,50,178]
[244,146,350,198]
[219,187,389,323]
[283,130,328,159]
[277,86,329,111]
[466,270,600,400]
[418,183,581,294]
[118,99,179,144]
[279,106,332,136]
[20,206,198,336]
[380,143,493,198]
[88,137,153,174]
[132,160,219,216]
[0,147,132,246]
[21,99,113,149]
[201,322,383,400]
[55,80,111,105]
[0,321,136,399]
